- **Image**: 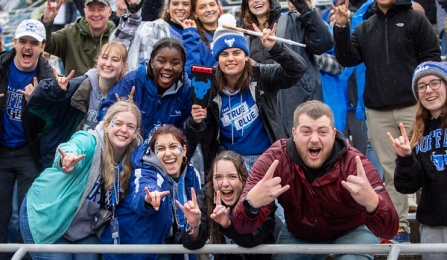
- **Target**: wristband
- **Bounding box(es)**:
[243,197,260,214]
[334,23,347,28]
[186,221,201,235]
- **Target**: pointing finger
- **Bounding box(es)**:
[72,154,86,164]
[33,77,38,87]
[398,123,408,143]
[355,156,366,179]
[66,70,75,81]
[215,190,222,207]
[191,187,198,207]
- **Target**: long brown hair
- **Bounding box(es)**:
[160,0,194,22]
[191,0,220,46]
[409,100,447,148]
[214,59,254,94]
[102,101,143,199]
[205,150,248,244]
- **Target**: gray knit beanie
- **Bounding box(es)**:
[412,61,447,100]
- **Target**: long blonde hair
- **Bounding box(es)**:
[95,41,128,81]
[102,101,143,199]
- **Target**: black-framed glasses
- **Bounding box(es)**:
[416,79,443,93]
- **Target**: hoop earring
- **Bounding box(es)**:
[182,156,187,165]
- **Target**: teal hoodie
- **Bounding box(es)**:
[26,123,104,244]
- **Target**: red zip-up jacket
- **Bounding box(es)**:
[233,135,398,241]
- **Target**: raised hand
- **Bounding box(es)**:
[144,187,170,211]
[289,0,309,13]
[18,77,38,102]
[176,19,197,29]
[53,68,75,91]
[387,123,412,157]
[124,0,144,14]
[176,187,201,227]
[341,156,379,213]
[210,191,231,228]
[245,160,290,208]
[331,0,349,26]
[191,104,207,123]
[43,0,63,24]
[252,23,277,51]
[57,147,86,172]
[115,86,136,102]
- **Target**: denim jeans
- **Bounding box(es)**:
[273,224,379,260]
[20,197,100,260]
[0,145,40,260]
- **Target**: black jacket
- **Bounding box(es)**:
[185,42,307,173]
[0,49,54,169]
[394,117,447,227]
[334,0,441,109]
[181,186,279,260]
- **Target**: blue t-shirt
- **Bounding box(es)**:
[0,61,37,148]
[219,89,271,155]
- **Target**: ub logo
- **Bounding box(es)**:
[192,77,211,100]
[431,151,447,171]
[224,38,235,48]
[26,22,37,32]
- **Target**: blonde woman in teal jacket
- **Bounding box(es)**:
[19,101,142,260]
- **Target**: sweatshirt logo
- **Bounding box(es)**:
[396,23,404,27]
[224,38,235,48]
[431,151,447,171]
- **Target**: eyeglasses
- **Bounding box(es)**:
[416,79,443,93]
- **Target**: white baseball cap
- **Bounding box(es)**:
[14,19,46,43]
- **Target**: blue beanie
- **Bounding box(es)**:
[412,61,447,100]
[212,27,250,61]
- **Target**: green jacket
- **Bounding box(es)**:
[44,17,115,77]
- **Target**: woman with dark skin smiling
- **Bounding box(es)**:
[98,37,192,139]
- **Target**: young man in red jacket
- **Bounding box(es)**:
[231,100,398,259]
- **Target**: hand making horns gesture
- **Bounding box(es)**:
[210,190,231,228]
[341,156,379,213]
[176,187,201,227]
[245,160,290,208]
[331,0,350,26]
[57,147,86,173]
[115,86,136,102]
[144,187,170,211]
[252,23,277,51]
[18,77,38,102]
[53,68,75,91]
[43,0,63,24]
[387,123,412,157]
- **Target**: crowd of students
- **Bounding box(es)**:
[0,0,447,259]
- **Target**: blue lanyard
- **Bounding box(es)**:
[170,173,186,229]
[111,161,122,212]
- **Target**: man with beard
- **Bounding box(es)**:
[232,100,399,260]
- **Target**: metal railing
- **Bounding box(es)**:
[2,243,447,260]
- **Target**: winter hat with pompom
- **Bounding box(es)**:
[212,14,250,61]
